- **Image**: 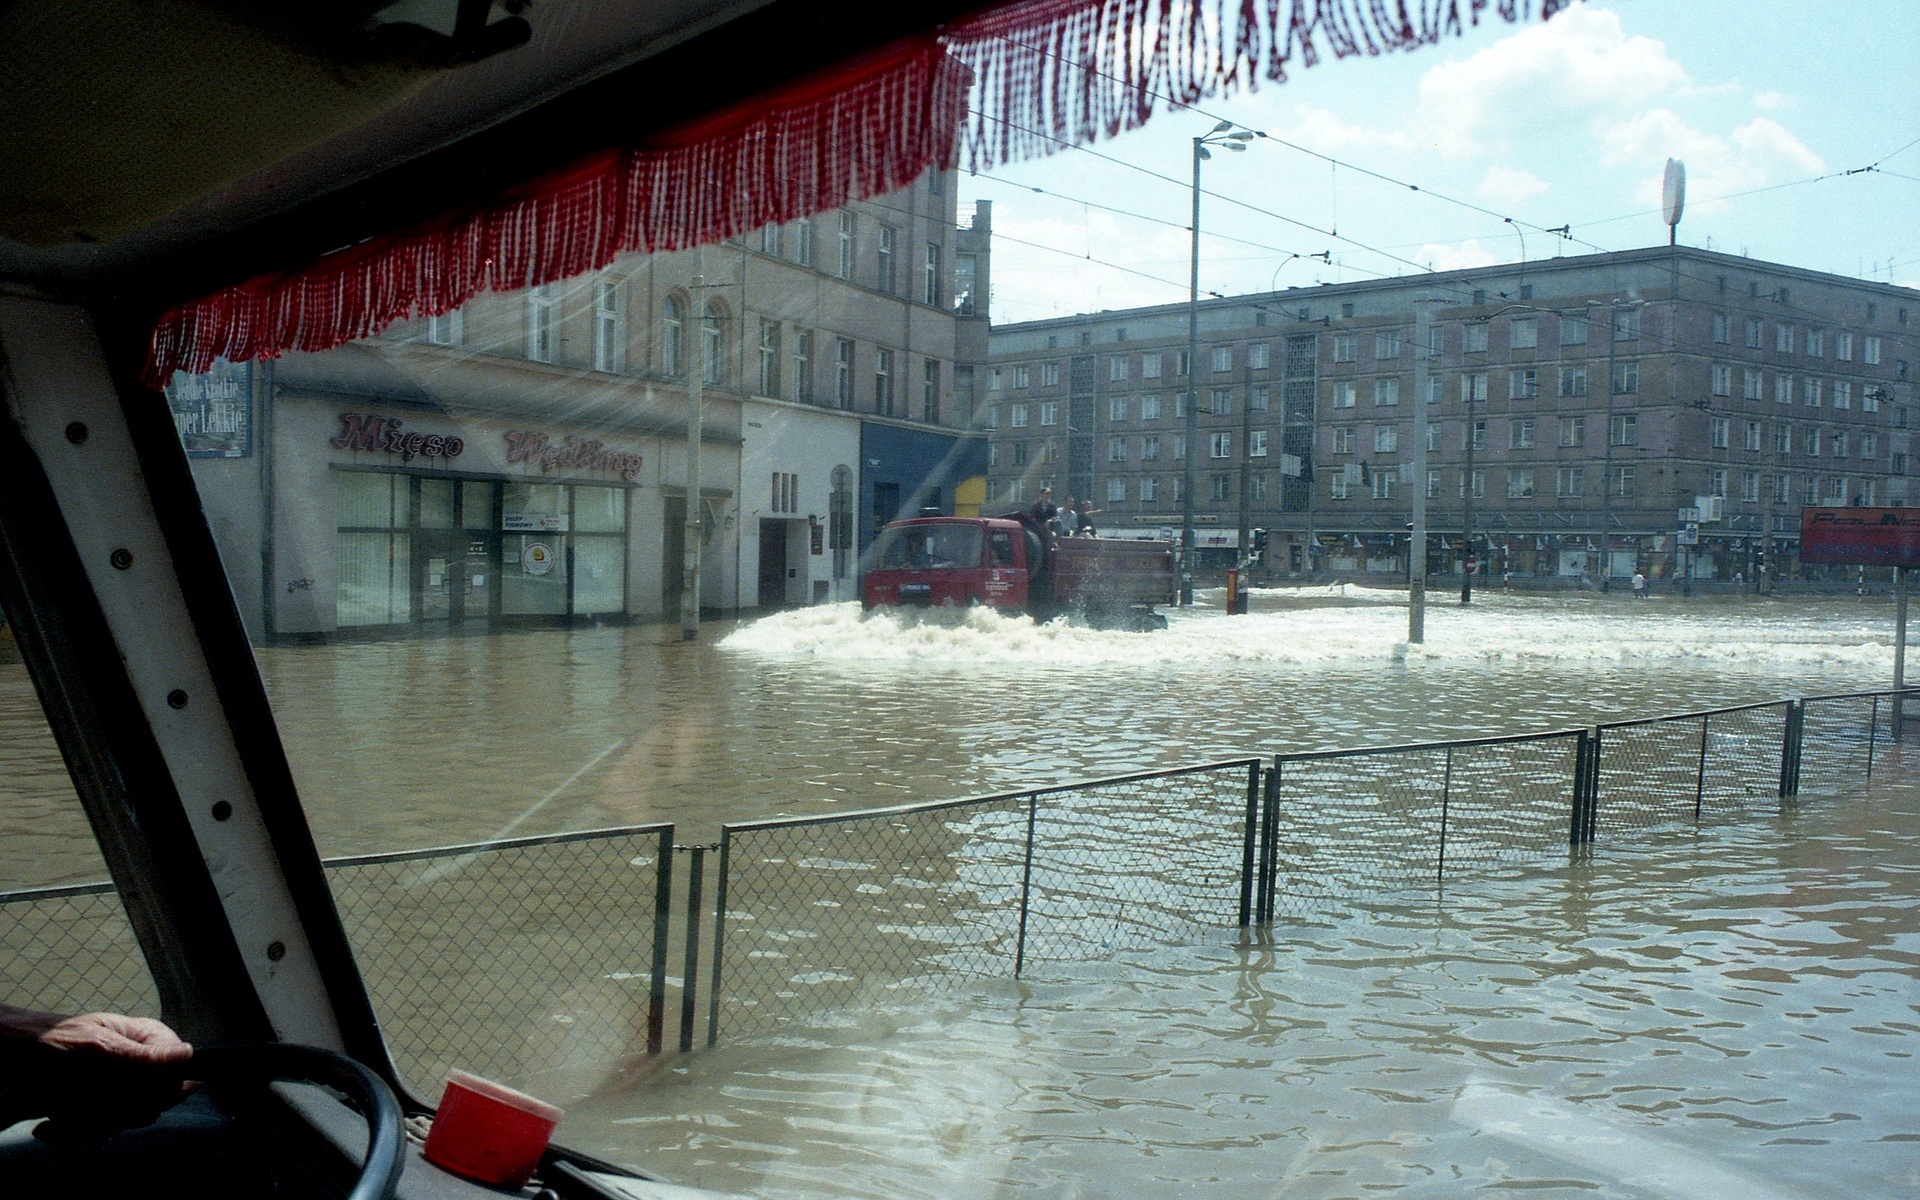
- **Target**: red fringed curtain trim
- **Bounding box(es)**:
[146,0,1570,386]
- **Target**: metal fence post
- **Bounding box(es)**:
[1014,794,1038,977]
[1586,727,1601,843]
[1258,761,1281,924]
[1693,713,1710,822]
[1569,729,1592,847]
[1238,762,1260,927]
[706,833,730,1048]
[648,829,675,1055]
[1779,700,1803,799]
[679,845,704,1053]
[1437,745,1453,884]
[1867,695,1879,779]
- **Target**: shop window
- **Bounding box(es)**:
[571,485,628,616]
[337,472,411,627]
[501,483,571,616]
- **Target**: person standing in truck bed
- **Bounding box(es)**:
[1074,500,1100,537]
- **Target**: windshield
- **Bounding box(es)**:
[874,524,983,570]
[9,3,1920,1199]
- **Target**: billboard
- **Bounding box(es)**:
[165,359,251,458]
[1799,507,1920,567]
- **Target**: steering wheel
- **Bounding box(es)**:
[189,1044,406,1200]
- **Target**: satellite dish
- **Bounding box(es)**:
[1662,158,1686,245]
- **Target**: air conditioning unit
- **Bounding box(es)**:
[1695,495,1725,523]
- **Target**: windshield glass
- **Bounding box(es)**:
[875,524,983,570]
[14,3,1920,1198]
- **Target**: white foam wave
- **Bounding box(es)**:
[719,600,1895,672]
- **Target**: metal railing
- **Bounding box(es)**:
[704,760,1261,1045]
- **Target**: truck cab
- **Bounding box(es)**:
[862,517,1034,612]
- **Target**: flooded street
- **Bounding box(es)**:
[4,589,1918,1197]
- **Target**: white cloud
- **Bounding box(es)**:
[1413,239,1500,272]
[1285,105,1420,156]
[1478,166,1551,204]
[1753,90,1795,112]
[1602,110,1824,209]
[1416,5,1689,156]
[989,212,1191,317]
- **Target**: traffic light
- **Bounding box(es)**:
[1250,528,1269,563]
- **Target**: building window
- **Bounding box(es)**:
[1467,420,1486,451]
[835,338,855,408]
[793,216,813,266]
[423,307,464,346]
[1613,307,1640,341]
[1331,335,1357,363]
[1014,365,1031,389]
[1510,318,1538,350]
[1142,434,1160,460]
[1837,331,1853,361]
[1862,432,1878,458]
[1212,389,1232,416]
[1509,419,1535,449]
[1142,396,1162,420]
[771,471,800,514]
[876,225,896,293]
[1556,466,1585,497]
[1250,343,1271,369]
[1461,372,1488,403]
[1777,324,1794,352]
[701,300,728,385]
[1249,430,1269,457]
[1713,313,1731,344]
[1374,425,1399,453]
[1805,425,1821,457]
[1041,442,1059,465]
[1011,442,1028,466]
[1039,402,1059,426]
[1363,376,1398,408]
[1365,332,1398,361]
[1425,376,1444,405]
[1866,388,1882,413]
[1741,471,1760,502]
[1611,465,1635,498]
[1560,316,1590,346]
[1774,424,1791,454]
[1711,364,1733,396]
[1609,413,1637,446]
[1771,474,1789,503]
[1109,357,1129,382]
[1558,364,1588,398]
[1371,471,1396,500]
[1744,420,1762,451]
[1775,375,1793,404]
[923,243,942,306]
[1042,362,1060,387]
[1427,470,1442,499]
[923,359,941,423]
[1743,369,1764,401]
[1805,377,1823,407]
[834,212,855,279]
[1108,437,1127,463]
[1107,478,1127,503]
[1173,436,1187,461]
[1462,470,1486,499]
[1833,381,1852,410]
[662,294,685,377]
[1708,468,1728,497]
[1142,352,1163,379]
[526,283,557,363]
[1834,431,1849,458]
[1211,473,1232,501]
[1331,427,1355,454]
[1827,475,1848,503]
[1710,416,1729,449]
[1334,381,1358,408]
[1746,318,1764,349]
[1212,346,1233,372]
[1559,416,1584,448]
[1506,468,1535,499]
[1141,476,1159,502]
[591,279,625,372]
[1464,323,1489,353]
[1611,360,1639,395]
[1807,329,1824,357]
[1865,336,1883,365]
[1250,384,1269,411]
[757,321,781,397]
[874,349,895,416]
[1175,349,1192,376]
[793,330,813,403]
[1210,431,1233,458]
[1509,369,1538,400]
[760,223,782,256]
[1330,471,1351,500]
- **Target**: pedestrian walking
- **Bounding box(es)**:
[1631,570,1647,599]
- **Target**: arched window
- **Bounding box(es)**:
[702,299,727,385]
[662,294,685,378]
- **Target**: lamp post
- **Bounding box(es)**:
[1183,121,1251,604]
[680,272,707,640]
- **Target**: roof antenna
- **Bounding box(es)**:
[1329,161,1339,238]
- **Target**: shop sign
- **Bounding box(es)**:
[521,543,555,575]
[503,514,568,532]
[329,413,465,461]
[503,431,644,481]
[167,360,252,458]
[1800,506,1920,566]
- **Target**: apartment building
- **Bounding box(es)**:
[171,173,989,640]
[982,247,1920,583]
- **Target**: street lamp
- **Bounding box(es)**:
[1183,121,1251,604]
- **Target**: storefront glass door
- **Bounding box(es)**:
[501,482,570,616]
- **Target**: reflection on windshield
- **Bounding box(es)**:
[875,525,983,570]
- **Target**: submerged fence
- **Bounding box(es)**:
[1,689,1913,1078]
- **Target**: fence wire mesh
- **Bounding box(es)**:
[1593,717,1709,836]
[0,883,157,1018]
[1798,693,1880,796]
[711,762,1257,1043]
[326,825,671,1103]
[1264,748,1445,920]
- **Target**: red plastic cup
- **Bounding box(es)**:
[422,1069,566,1189]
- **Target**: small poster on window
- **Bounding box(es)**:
[165,360,252,458]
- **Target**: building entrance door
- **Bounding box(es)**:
[417,529,459,623]
[758,519,789,609]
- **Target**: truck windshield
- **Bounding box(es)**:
[876,525,982,571]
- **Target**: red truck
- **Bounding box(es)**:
[862,513,1176,630]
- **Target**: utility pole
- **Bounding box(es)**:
[680,271,706,641]
[1410,302,1431,642]
[1598,301,1616,592]
[1182,123,1249,605]
[1461,365,1477,605]
[1238,350,1253,584]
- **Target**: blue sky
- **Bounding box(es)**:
[959,1,1920,324]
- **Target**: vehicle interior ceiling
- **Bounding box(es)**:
[0,1,978,1196]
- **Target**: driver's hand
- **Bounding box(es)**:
[34,1012,193,1065]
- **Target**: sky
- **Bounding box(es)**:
[958,1,1920,325]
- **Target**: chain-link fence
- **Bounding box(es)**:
[327,825,673,1103]
[0,881,158,1018]
[707,761,1260,1044]
[1593,702,1791,835]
